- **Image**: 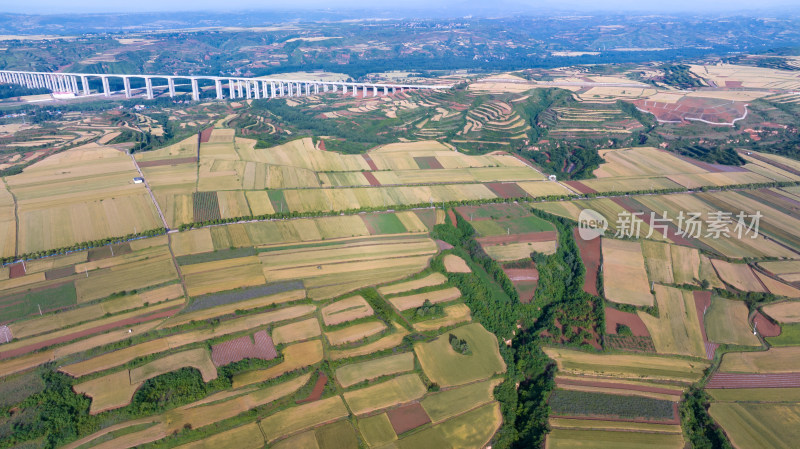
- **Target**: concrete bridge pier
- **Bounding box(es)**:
[145,77,154,100]
[270,82,276,98]
[228,80,236,99]
[70,76,79,94]
[384,86,388,95]
[215,79,223,100]
[314,84,319,94]
[363,86,368,98]
[373,86,378,97]
[287,82,293,97]
[81,76,90,95]
[168,78,176,98]
[101,76,110,97]
[352,85,358,97]
[191,78,199,101]
[123,77,132,98]
[245,81,252,100]
[236,80,243,98]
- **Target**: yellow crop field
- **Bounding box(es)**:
[483,241,557,261]
[413,303,472,332]
[763,301,800,323]
[259,395,349,442]
[670,244,700,285]
[756,272,800,298]
[174,423,265,449]
[0,181,16,258]
[720,347,800,373]
[593,147,705,178]
[130,348,217,383]
[421,378,501,423]
[65,374,311,449]
[328,322,409,361]
[171,228,215,256]
[73,370,142,414]
[395,211,428,232]
[321,295,374,326]
[711,259,765,292]
[543,347,709,382]
[325,320,387,346]
[343,373,427,415]
[760,260,800,281]
[443,254,471,273]
[270,431,319,449]
[707,388,800,403]
[436,402,502,449]
[233,340,323,388]
[414,323,505,387]
[602,239,654,307]
[244,191,275,216]
[378,273,447,295]
[549,418,682,434]
[699,255,725,288]
[75,257,178,303]
[638,285,706,357]
[335,352,415,388]
[184,262,266,297]
[389,287,462,311]
[60,305,315,377]
[642,240,674,284]
[710,402,800,449]
[271,318,321,344]
[358,414,396,447]
[704,297,761,346]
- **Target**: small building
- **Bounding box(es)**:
[133,177,144,184]
[548,174,557,182]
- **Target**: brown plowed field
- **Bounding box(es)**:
[486,182,527,199]
[45,266,75,280]
[436,240,454,251]
[477,231,557,246]
[504,267,539,282]
[362,171,381,186]
[753,311,781,337]
[693,291,719,360]
[387,402,431,434]
[563,181,597,195]
[0,306,181,360]
[706,372,800,389]
[633,97,747,125]
[573,228,600,296]
[447,209,458,227]
[604,307,650,337]
[9,263,25,279]
[210,330,278,367]
[362,154,379,171]
[199,127,213,143]
[296,372,328,404]
[138,157,198,168]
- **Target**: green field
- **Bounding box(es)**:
[357,413,397,446]
[335,352,415,388]
[0,282,77,322]
[470,215,553,236]
[767,323,800,347]
[342,373,427,415]
[705,297,761,346]
[547,428,684,449]
[315,420,359,449]
[421,378,500,423]
[710,402,800,449]
[708,388,800,403]
[362,213,407,234]
[548,390,675,421]
[414,323,506,387]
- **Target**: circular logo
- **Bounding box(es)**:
[578,209,607,241]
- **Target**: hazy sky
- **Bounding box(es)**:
[5,0,800,15]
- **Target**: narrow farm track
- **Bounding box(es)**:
[2,177,19,257]
[129,154,169,231]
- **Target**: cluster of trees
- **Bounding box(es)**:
[658,64,706,89]
[0,228,166,266]
[415,299,443,319]
[448,333,471,355]
[0,84,50,99]
[680,387,734,449]
[676,145,746,166]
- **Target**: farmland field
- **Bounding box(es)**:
[719,347,800,373]
[342,373,427,415]
[546,428,685,449]
[602,239,654,307]
[710,402,800,449]
[543,347,709,382]
[638,285,705,357]
[414,323,505,387]
[763,301,800,323]
[705,297,761,346]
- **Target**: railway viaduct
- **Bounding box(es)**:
[0,70,450,101]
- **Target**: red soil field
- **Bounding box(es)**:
[555,377,680,397]
[693,291,719,360]
[198,127,213,143]
[753,311,781,338]
[486,182,528,199]
[563,181,597,195]
[44,265,76,281]
[296,372,328,404]
[210,330,278,367]
[137,157,198,168]
[725,81,743,88]
[632,97,747,125]
[572,228,600,296]
[504,267,539,282]
[387,402,431,434]
[8,263,25,279]
[447,209,458,227]
[604,307,651,337]
[706,372,800,389]
[477,231,557,246]
[413,156,444,169]
[362,171,381,186]
[362,154,379,171]
[0,306,182,360]
[318,139,327,151]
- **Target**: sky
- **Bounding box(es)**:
[4,0,800,15]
